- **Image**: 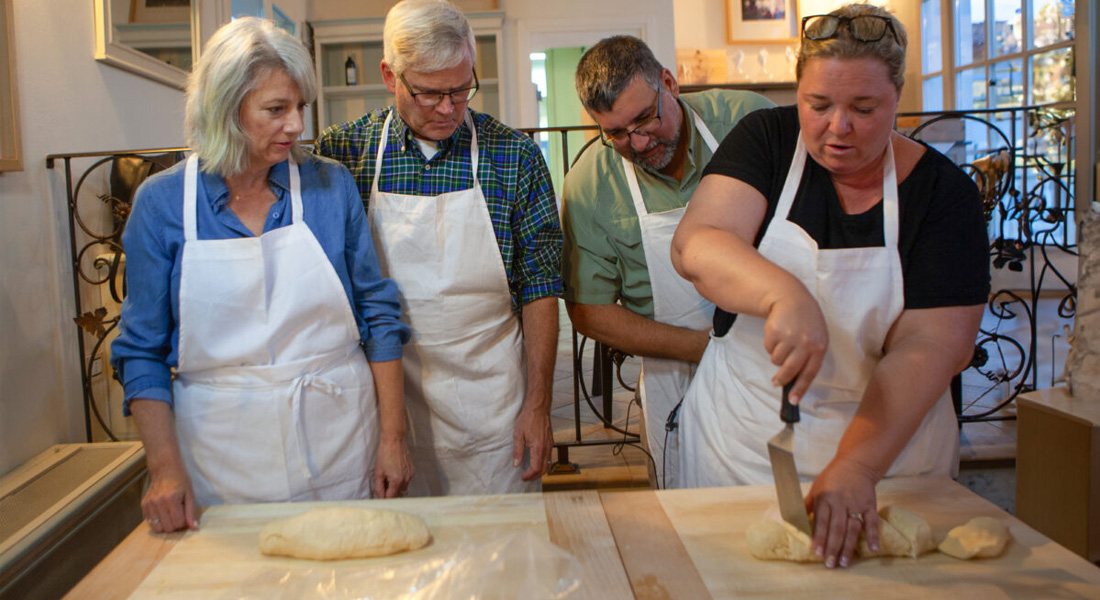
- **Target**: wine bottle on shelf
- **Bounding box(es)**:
[345,56,357,86]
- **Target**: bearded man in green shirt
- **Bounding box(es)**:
[562,36,773,488]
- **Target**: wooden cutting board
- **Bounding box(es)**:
[653,476,1100,599]
[129,494,553,599]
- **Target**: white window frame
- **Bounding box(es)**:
[923,0,1076,111]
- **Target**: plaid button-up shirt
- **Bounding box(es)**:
[315,107,562,313]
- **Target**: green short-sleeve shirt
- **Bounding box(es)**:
[560,89,775,318]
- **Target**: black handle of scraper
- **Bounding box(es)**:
[780,382,799,424]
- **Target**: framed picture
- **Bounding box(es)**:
[0,0,22,172]
[130,0,190,24]
[727,0,799,44]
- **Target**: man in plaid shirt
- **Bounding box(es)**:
[315,0,562,497]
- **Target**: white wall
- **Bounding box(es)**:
[0,0,187,475]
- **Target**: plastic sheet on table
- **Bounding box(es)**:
[222,530,582,599]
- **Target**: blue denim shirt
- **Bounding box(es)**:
[110,154,410,413]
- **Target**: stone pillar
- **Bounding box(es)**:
[1067,0,1099,400]
[1068,205,1100,399]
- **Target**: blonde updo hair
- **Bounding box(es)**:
[184,17,316,176]
[796,3,908,91]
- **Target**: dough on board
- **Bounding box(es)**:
[938,516,1012,559]
[745,520,822,562]
[858,506,936,558]
[259,506,432,560]
[747,506,935,562]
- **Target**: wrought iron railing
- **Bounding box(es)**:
[899,104,1077,423]
[47,105,1076,454]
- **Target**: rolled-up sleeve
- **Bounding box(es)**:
[514,141,563,307]
[340,167,411,361]
[110,179,177,414]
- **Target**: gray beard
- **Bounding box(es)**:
[630,131,680,171]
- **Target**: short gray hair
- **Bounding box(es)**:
[797,3,908,91]
[575,36,664,114]
[185,17,316,177]
[383,0,477,75]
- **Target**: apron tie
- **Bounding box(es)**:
[288,373,344,480]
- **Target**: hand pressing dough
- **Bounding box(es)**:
[938,516,1011,559]
[747,506,935,562]
[259,506,431,560]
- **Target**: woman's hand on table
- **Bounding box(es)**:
[142,463,199,534]
[373,435,414,498]
[763,292,828,403]
[806,460,880,569]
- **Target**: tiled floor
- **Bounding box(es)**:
[542,298,1065,515]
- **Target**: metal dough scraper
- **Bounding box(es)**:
[767,383,812,535]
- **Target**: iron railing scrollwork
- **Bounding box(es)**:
[49,106,1076,449]
[902,104,1076,423]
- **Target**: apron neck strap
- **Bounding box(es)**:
[372,108,480,197]
[183,154,199,242]
[622,107,718,217]
[690,108,719,152]
[287,156,303,224]
[777,135,900,247]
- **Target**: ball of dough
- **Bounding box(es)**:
[938,516,1011,559]
[745,520,821,562]
[259,506,431,560]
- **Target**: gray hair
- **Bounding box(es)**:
[575,36,664,114]
[383,0,477,75]
[185,17,316,177]
[797,3,908,91]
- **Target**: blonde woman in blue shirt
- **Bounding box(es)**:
[112,17,413,533]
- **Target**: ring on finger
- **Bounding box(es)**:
[848,511,864,523]
[147,517,161,525]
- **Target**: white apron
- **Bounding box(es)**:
[624,109,718,489]
[173,155,378,506]
[368,110,536,497]
[679,136,958,487]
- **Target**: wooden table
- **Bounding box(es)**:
[66,477,1100,599]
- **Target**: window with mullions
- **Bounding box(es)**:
[919,0,1076,246]
[924,0,1075,110]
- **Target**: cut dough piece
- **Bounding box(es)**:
[857,515,910,558]
[259,506,431,560]
[938,516,1011,559]
[747,505,936,563]
[746,520,821,562]
[859,506,936,558]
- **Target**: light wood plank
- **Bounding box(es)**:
[62,522,182,600]
[545,490,635,599]
[602,489,713,600]
[659,477,1100,599]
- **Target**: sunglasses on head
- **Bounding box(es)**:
[801,14,901,45]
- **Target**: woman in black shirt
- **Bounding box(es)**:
[671,3,989,569]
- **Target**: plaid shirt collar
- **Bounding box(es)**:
[388,107,470,157]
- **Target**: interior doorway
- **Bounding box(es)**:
[530,47,590,195]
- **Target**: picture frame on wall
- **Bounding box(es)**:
[130,0,190,24]
[0,0,22,172]
[727,0,799,44]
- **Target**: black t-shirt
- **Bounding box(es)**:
[704,105,990,336]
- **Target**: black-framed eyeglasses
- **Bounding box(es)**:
[398,69,480,107]
[801,14,901,45]
[599,87,663,147]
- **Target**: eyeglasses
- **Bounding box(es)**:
[398,69,480,107]
[801,14,901,45]
[599,87,663,147]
